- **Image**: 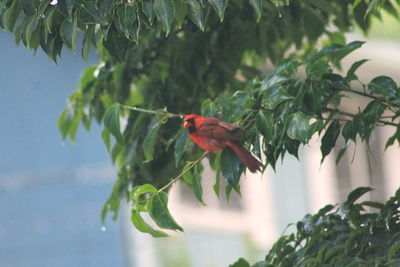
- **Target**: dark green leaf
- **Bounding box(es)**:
[346,59,368,81]
[96,0,115,18]
[148,192,183,231]
[79,1,107,24]
[60,17,77,50]
[174,130,190,166]
[143,120,161,162]
[249,0,262,21]
[389,240,400,260]
[368,76,398,98]
[103,26,129,62]
[187,0,209,31]
[345,187,373,205]
[261,86,292,110]
[256,111,273,141]
[115,4,138,41]
[208,0,227,21]
[192,165,205,204]
[131,209,168,237]
[201,99,216,117]
[142,0,155,24]
[286,112,310,143]
[321,121,340,163]
[103,104,123,143]
[221,148,242,189]
[335,145,347,164]
[230,258,251,267]
[154,0,175,34]
[3,0,22,31]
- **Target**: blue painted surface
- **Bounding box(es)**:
[0,32,126,267]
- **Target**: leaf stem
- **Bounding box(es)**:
[158,152,209,192]
[119,104,184,118]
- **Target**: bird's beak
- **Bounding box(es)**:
[183,121,189,128]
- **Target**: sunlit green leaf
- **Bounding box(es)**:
[131,208,168,237]
[286,112,310,143]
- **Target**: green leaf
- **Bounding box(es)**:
[101,128,111,152]
[131,209,168,237]
[201,99,216,117]
[320,121,340,163]
[79,1,106,24]
[96,0,116,18]
[45,6,57,34]
[3,0,22,31]
[335,145,347,164]
[230,258,251,267]
[345,187,373,205]
[192,165,205,204]
[286,112,310,143]
[221,148,242,189]
[320,41,365,63]
[249,0,262,21]
[25,15,37,49]
[59,0,76,18]
[103,26,129,62]
[208,0,227,21]
[261,74,289,91]
[103,104,123,143]
[60,17,77,50]
[142,0,155,24]
[214,171,221,198]
[81,25,94,61]
[187,0,209,31]
[182,162,194,184]
[154,0,175,34]
[115,4,139,42]
[143,120,162,162]
[131,184,158,202]
[256,111,273,141]
[346,59,368,81]
[174,130,190,166]
[389,241,400,260]
[148,192,183,231]
[368,76,398,98]
[261,86,292,110]
[58,108,72,140]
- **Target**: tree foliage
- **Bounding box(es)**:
[2,0,400,249]
[232,187,400,266]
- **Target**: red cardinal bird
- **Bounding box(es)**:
[183,114,263,173]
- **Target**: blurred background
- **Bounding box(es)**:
[1,10,400,267]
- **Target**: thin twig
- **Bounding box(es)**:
[325,108,398,127]
[119,104,185,118]
[158,152,209,192]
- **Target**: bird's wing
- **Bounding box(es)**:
[197,118,244,141]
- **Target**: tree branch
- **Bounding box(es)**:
[158,152,209,192]
[120,104,185,118]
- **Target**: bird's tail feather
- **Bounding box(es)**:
[226,141,264,173]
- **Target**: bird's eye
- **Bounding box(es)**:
[186,118,194,124]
